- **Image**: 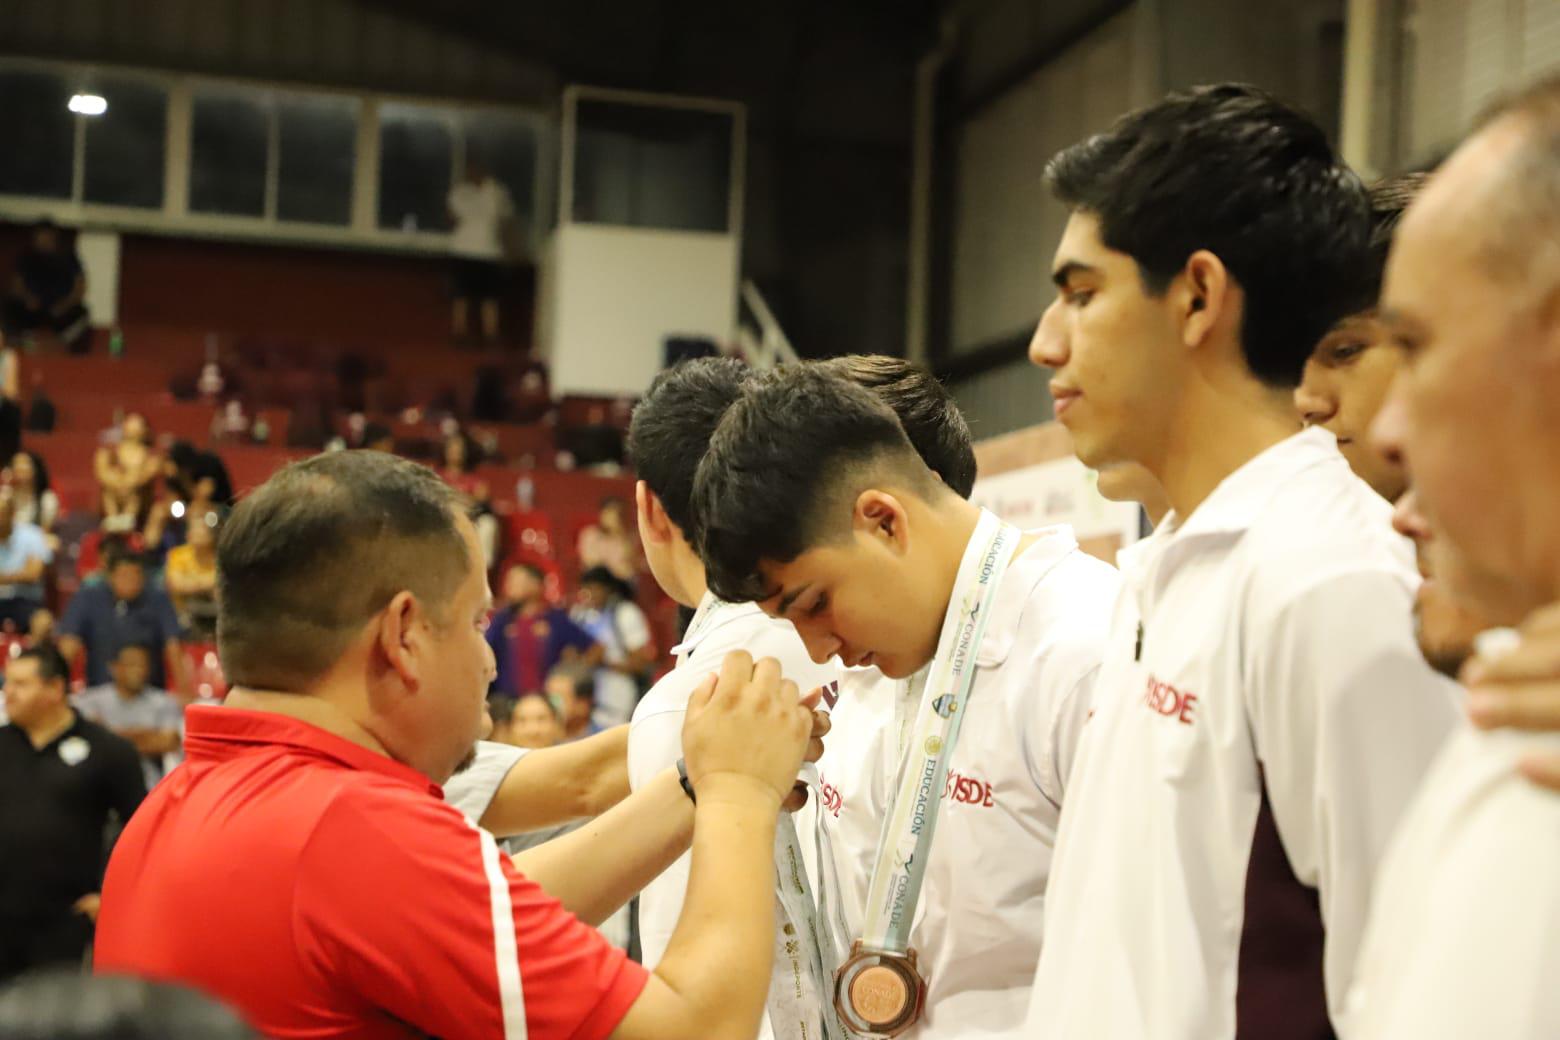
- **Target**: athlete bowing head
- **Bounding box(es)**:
[694,363,1119,1040]
[695,367,982,679]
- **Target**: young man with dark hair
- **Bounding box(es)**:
[693,365,1118,1040]
[94,449,821,1040]
[1292,172,1492,679]
[628,355,989,1040]
[1351,73,1560,1038]
[1022,84,1461,1039]
[0,645,144,982]
[1293,174,1429,504]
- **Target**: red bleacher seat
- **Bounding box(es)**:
[183,642,229,702]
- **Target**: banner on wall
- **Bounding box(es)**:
[971,423,1141,564]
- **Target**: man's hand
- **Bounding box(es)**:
[682,651,811,806]
[73,893,101,921]
[1464,602,1560,791]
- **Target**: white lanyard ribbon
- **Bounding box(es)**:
[858,510,1020,954]
[771,811,850,1040]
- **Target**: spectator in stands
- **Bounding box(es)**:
[545,666,601,741]
[577,496,641,585]
[164,513,219,641]
[360,422,395,454]
[572,566,653,729]
[94,413,160,532]
[74,643,183,791]
[27,608,53,648]
[0,971,255,1040]
[447,158,515,347]
[0,497,51,633]
[164,441,234,510]
[486,562,600,700]
[439,432,499,566]
[59,550,186,694]
[0,645,144,983]
[496,691,564,750]
[9,452,59,552]
[1,221,90,354]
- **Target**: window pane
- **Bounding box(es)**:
[277,94,356,226]
[190,91,268,217]
[463,109,537,246]
[378,103,452,232]
[82,76,166,209]
[0,68,74,199]
[572,101,732,232]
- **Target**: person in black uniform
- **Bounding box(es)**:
[0,645,144,981]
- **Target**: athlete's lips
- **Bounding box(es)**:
[1051,384,1082,418]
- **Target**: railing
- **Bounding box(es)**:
[734,278,801,370]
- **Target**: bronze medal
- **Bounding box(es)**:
[834,942,926,1038]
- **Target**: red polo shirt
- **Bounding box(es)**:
[95,705,648,1039]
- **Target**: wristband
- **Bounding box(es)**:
[675,758,697,804]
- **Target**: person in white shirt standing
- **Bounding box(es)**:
[1347,74,1560,1039]
[693,366,1119,1040]
[1022,83,1462,1040]
[625,355,984,1040]
[627,357,843,1040]
[446,158,514,347]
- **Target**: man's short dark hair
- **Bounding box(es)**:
[547,666,594,704]
[216,451,471,691]
[487,694,516,726]
[627,358,755,535]
[1355,173,1429,304]
[815,355,977,498]
[1045,83,1372,388]
[509,561,546,584]
[578,566,631,601]
[107,550,146,573]
[16,644,69,687]
[694,366,942,603]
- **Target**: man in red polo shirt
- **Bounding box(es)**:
[95,450,816,1040]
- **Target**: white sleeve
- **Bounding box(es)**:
[440,741,528,825]
[627,705,689,970]
[1247,569,1462,1024]
[1035,663,1100,806]
[618,602,652,654]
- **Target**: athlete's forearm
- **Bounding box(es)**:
[479,725,630,836]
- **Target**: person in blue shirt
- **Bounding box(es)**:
[59,551,186,693]
[485,562,601,699]
[0,497,52,632]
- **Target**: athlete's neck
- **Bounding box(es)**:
[1157,370,1300,519]
[927,494,988,607]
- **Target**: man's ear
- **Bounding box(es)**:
[635,481,675,547]
[375,590,423,690]
[1175,249,1234,351]
[853,490,911,557]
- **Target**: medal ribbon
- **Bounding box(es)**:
[858,510,1020,954]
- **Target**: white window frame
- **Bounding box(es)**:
[0,56,549,259]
